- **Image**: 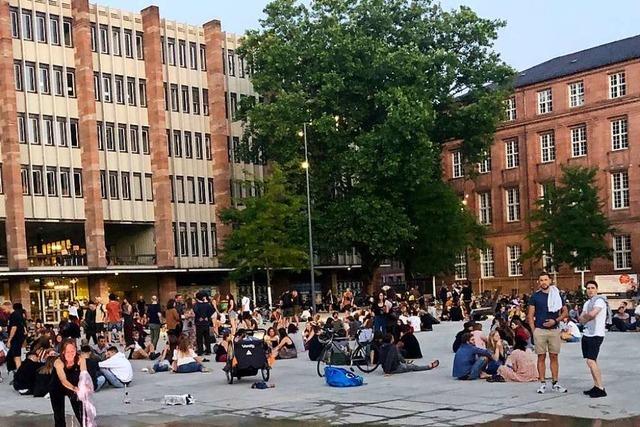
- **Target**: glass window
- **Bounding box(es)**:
[43,116,54,146]
[611,118,628,150]
[145,174,153,201]
[99,25,109,54]
[73,169,83,197]
[127,77,137,106]
[189,42,197,69]
[22,10,33,41]
[478,192,492,225]
[50,15,60,45]
[10,8,19,38]
[568,81,584,107]
[187,177,195,203]
[25,62,36,92]
[141,127,150,154]
[203,89,209,116]
[45,167,57,196]
[18,114,26,143]
[102,73,112,102]
[571,125,587,157]
[478,150,491,174]
[227,50,236,76]
[540,132,556,163]
[139,79,147,107]
[184,132,192,158]
[612,171,630,209]
[90,23,97,52]
[201,223,209,257]
[57,118,67,147]
[179,223,188,256]
[480,247,494,278]
[105,123,115,151]
[205,134,212,160]
[53,66,64,96]
[195,133,203,159]
[167,38,176,65]
[62,18,73,47]
[178,40,186,67]
[505,96,516,121]
[66,68,76,97]
[135,32,144,60]
[36,12,47,43]
[207,178,214,204]
[507,245,523,276]
[130,125,139,153]
[118,124,127,152]
[454,252,467,280]
[451,151,463,178]
[121,172,131,200]
[70,120,79,147]
[14,61,23,91]
[29,115,40,145]
[176,176,184,202]
[181,85,190,113]
[200,44,206,70]
[132,173,143,201]
[108,171,119,199]
[173,131,182,157]
[190,223,199,256]
[21,166,30,195]
[613,235,632,270]
[197,177,206,204]
[39,64,50,94]
[124,29,133,57]
[112,27,121,56]
[170,84,178,111]
[115,75,124,104]
[537,88,552,114]
[32,166,43,195]
[100,170,107,199]
[192,88,200,115]
[506,187,520,222]
[609,72,626,99]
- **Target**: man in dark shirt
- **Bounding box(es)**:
[4,301,26,372]
[84,301,98,345]
[193,292,215,355]
[13,352,42,394]
[146,296,162,350]
[527,272,568,394]
[452,333,494,380]
[380,334,438,375]
[81,345,105,391]
[452,321,477,353]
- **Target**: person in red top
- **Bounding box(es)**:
[106,294,122,345]
[511,317,531,345]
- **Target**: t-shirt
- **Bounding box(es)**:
[560,320,582,338]
[582,298,607,337]
[529,290,564,329]
[106,301,121,323]
[173,349,197,367]
[241,297,251,313]
[8,310,25,342]
[147,303,161,325]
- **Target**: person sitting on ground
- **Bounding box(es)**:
[274,327,297,359]
[452,321,477,353]
[126,330,156,360]
[398,324,422,359]
[287,324,306,355]
[485,330,507,378]
[452,332,496,380]
[80,345,105,391]
[215,332,231,363]
[510,317,531,345]
[266,327,279,349]
[379,333,438,375]
[13,351,43,395]
[471,323,488,349]
[172,335,209,373]
[97,346,133,390]
[560,317,582,342]
[569,304,581,324]
[611,305,637,332]
[91,335,109,361]
[407,310,422,333]
[148,334,179,374]
[496,338,539,382]
[33,355,57,398]
[306,325,324,362]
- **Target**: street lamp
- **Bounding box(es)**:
[300,122,317,314]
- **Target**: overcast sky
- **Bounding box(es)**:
[99,0,640,71]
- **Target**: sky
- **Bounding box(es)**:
[99,0,640,71]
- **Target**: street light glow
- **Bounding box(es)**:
[301,161,310,169]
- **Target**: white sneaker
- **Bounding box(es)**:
[537,383,547,394]
[552,383,568,393]
[141,368,149,373]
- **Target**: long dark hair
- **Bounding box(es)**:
[59,338,78,366]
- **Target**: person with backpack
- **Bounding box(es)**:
[579,280,609,398]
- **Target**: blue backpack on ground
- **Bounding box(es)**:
[324,366,364,387]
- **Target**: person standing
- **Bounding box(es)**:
[94,296,106,338]
[193,292,215,356]
[105,294,122,345]
[84,302,98,345]
[579,280,608,398]
[50,339,87,427]
[527,272,568,394]
[146,296,162,351]
[4,301,26,372]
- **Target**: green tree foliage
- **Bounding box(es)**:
[524,165,614,271]
[239,0,513,286]
[219,164,308,289]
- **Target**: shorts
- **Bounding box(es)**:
[293,305,301,316]
[283,308,294,317]
[533,328,561,355]
[581,335,604,361]
[107,322,122,332]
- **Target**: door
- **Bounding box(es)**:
[41,288,74,324]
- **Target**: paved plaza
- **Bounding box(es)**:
[2,320,639,426]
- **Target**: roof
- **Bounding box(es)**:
[514,34,640,88]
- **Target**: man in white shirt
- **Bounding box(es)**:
[97,346,133,390]
[241,296,251,316]
[579,280,608,398]
[559,318,582,342]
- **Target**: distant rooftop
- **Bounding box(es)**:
[514,34,640,88]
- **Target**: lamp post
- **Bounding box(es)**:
[300,123,317,314]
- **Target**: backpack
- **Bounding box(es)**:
[324,367,364,387]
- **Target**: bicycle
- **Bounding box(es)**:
[316,328,380,377]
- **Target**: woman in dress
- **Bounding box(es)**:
[497,339,538,382]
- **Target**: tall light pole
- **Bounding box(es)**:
[300,123,317,314]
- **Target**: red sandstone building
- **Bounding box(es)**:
[444,35,640,294]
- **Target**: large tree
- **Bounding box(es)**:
[239,0,513,289]
[523,165,614,272]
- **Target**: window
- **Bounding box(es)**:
[36,12,47,43]
[190,223,199,256]
[14,61,23,91]
[205,134,212,160]
[32,166,43,195]
[181,85,190,113]
[207,178,214,204]
[454,252,467,280]
[173,131,182,157]
[613,235,632,270]
[166,130,172,157]
[505,96,516,121]
[66,68,76,97]
[176,176,185,202]
[62,18,73,47]
[105,123,115,151]
[202,89,209,116]
[43,116,54,145]
[239,57,246,78]
[57,118,67,147]
[50,15,60,45]
[179,223,188,256]
[127,77,137,105]
[99,25,109,54]
[506,187,520,222]
[192,88,200,115]
[480,247,495,278]
[93,73,101,101]
[478,151,491,174]
[611,118,628,150]
[25,62,36,92]
[161,36,166,64]
[22,10,33,41]
[170,175,175,201]
[173,223,178,255]
[571,125,587,157]
[39,64,50,94]
[112,75,124,104]
[112,27,121,56]
[170,84,178,111]
[138,79,147,107]
[211,224,217,256]
[537,88,552,114]
[121,172,131,200]
[195,133,203,159]
[163,83,168,111]
[189,42,197,69]
[612,171,630,209]
[507,245,523,276]
[135,32,144,59]
[167,38,176,65]
[609,72,626,99]
[230,92,238,119]
[141,127,150,154]
[542,244,556,274]
[197,177,206,204]
[132,173,143,201]
[130,125,139,153]
[21,166,30,195]
[46,167,57,196]
[184,132,192,158]
[73,169,82,197]
[70,120,79,147]
[540,132,555,163]
[118,124,127,152]
[144,174,153,200]
[478,192,492,225]
[227,50,236,76]
[187,177,195,203]
[18,114,26,143]
[90,24,97,51]
[96,122,104,150]
[200,44,207,70]
[568,81,584,107]
[108,171,119,199]
[10,8,19,38]
[452,151,463,178]
[29,115,40,145]
[100,170,107,199]
[123,29,133,58]
[102,73,112,102]
[201,223,209,257]
[53,66,64,96]
[178,40,186,67]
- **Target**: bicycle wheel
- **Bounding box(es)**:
[353,344,379,373]
[317,345,331,377]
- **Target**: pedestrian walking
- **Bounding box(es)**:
[579,280,609,398]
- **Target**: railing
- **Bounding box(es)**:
[28,253,87,267]
[106,253,156,266]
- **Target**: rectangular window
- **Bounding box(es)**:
[46,167,57,196]
[123,29,133,58]
[132,172,143,201]
[200,45,207,70]
[144,173,153,201]
[97,122,104,150]
[112,27,121,56]
[135,32,144,60]
[173,131,182,157]
[613,235,632,270]
[187,176,196,203]
[612,171,630,209]
[190,223,199,256]
[506,187,520,222]
[105,122,115,151]
[70,120,79,147]
[454,252,467,280]
[100,170,107,199]
[166,130,172,157]
[127,77,137,106]
[211,224,217,256]
[480,247,495,278]
[93,73,100,101]
[32,166,43,195]
[43,116,54,146]
[36,12,47,43]
[25,62,36,92]
[108,171,119,199]
[505,96,516,121]
[99,25,109,54]
[29,115,40,145]
[179,223,188,256]
[14,61,23,91]
[507,245,523,277]
[227,50,236,76]
[141,127,150,154]
[184,132,192,158]
[57,118,67,147]
[205,134,212,160]
[568,81,585,107]
[10,8,19,38]
[130,125,139,153]
[207,178,214,204]
[170,84,178,111]
[102,73,112,102]
[537,88,552,114]
[50,15,60,45]
[478,151,491,174]
[22,10,33,41]
[163,83,168,111]
[571,125,587,157]
[115,75,124,104]
[610,72,626,99]
[121,172,131,200]
[90,23,97,52]
[21,166,30,195]
[239,56,246,78]
[189,42,197,69]
[176,176,185,203]
[452,151,463,178]
[73,169,82,197]
[195,133,203,159]
[611,118,628,150]
[478,192,492,225]
[197,177,206,204]
[542,245,556,274]
[161,36,166,64]
[62,18,73,47]
[178,40,186,67]
[66,68,76,97]
[540,132,555,163]
[53,66,64,96]
[201,223,209,257]
[192,88,200,115]
[203,89,209,116]
[167,38,176,65]
[18,114,26,143]
[39,64,50,94]
[170,175,175,202]
[118,124,127,152]
[230,92,238,119]
[181,85,190,113]
[138,79,147,107]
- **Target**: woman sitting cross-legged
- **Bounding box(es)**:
[171,335,210,373]
[380,333,438,375]
[495,338,539,382]
[273,328,297,359]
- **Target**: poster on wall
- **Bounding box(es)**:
[594,273,638,294]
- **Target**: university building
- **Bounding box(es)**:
[444,35,640,294]
[0,0,364,321]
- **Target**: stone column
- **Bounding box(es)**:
[203,20,231,251]
[0,0,27,270]
[89,276,110,302]
[9,278,30,318]
[71,0,107,268]
[158,273,177,305]
[141,6,175,268]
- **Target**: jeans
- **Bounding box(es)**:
[393,363,431,374]
[96,375,106,391]
[486,360,502,375]
[149,323,161,350]
[468,357,488,380]
[153,360,171,372]
[373,315,386,334]
[99,368,125,389]
[196,324,210,354]
[175,361,202,373]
